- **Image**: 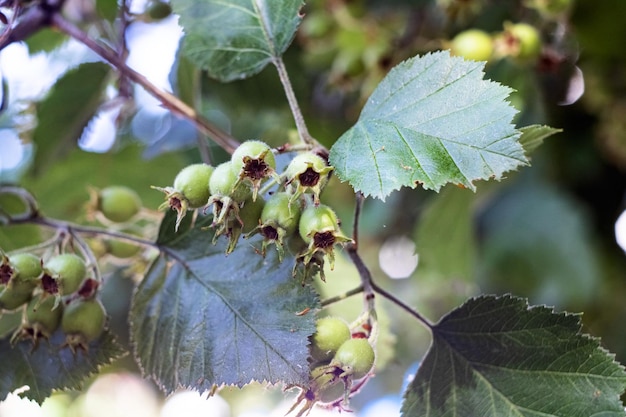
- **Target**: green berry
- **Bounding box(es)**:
[106,239,141,259]
[173,163,214,209]
[62,298,106,352]
[311,316,352,362]
[44,254,87,296]
[25,296,62,339]
[210,161,252,203]
[450,29,493,62]
[99,186,142,223]
[10,253,42,282]
[285,153,333,205]
[153,163,214,232]
[231,140,277,201]
[248,192,301,261]
[509,23,541,61]
[146,0,172,20]
[331,338,375,380]
[0,282,33,311]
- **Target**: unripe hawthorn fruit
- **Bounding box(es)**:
[331,338,375,380]
[0,282,33,310]
[106,238,141,259]
[145,0,172,20]
[43,253,87,296]
[509,23,541,61]
[450,29,493,62]
[98,186,142,223]
[310,316,351,362]
[247,192,301,261]
[153,163,214,232]
[9,253,42,283]
[285,152,333,205]
[208,161,253,233]
[296,204,352,280]
[230,140,277,201]
[11,295,63,345]
[62,298,106,353]
[0,253,42,310]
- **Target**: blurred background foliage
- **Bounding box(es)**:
[1,0,626,415]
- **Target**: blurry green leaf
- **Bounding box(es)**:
[415,187,475,281]
[478,182,599,306]
[0,329,126,404]
[131,215,318,393]
[172,0,303,81]
[519,124,562,156]
[0,310,21,339]
[329,51,527,200]
[401,295,626,417]
[33,62,110,174]
[25,28,68,54]
[96,0,119,21]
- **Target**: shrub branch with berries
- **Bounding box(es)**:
[1,0,625,416]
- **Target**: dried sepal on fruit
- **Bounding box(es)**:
[230,140,278,201]
[296,204,352,281]
[284,152,333,205]
[246,192,301,261]
[153,163,214,231]
[220,196,265,254]
[207,161,253,235]
[61,297,106,353]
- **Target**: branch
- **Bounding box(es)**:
[272,56,317,146]
[51,13,241,154]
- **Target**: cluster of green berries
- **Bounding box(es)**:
[154,140,352,280]
[449,22,542,64]
[291,316,376,415]
[0,251,106,352]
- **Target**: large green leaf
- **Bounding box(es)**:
[0,329,126,404]
[32,62,110,174]
[329,51,527,200]
[130,215,318,393]
[172,0,303,81]
[401,295,626,417]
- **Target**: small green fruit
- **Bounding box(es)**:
[331,338,375,380]
[509,23,541,61]
[99,186,142,223]
[230,140,276,201]
[62,298,106,352]
[311,317,352,362]
[450,29,493,62]
[44,254,87,296]
[285,152,333,205]
[173,163,214,209]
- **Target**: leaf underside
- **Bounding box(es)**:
[401,294,626,417]
[130,214,318,393]
[0,329,126,404]
[173,0,303,81]
[329,51,528,200]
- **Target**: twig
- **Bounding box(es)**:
[320,285,364,307]
[272,56,317,146]
[51,13,241,154]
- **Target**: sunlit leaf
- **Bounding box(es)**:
[131,215,318,393]
[172,0,303,81]
[401,295,626,417]
[330,51,527,200]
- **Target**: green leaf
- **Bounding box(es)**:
[0,329,126,404]
[329,51,527,200]
[401,295,626,417]
[414,187,475,282]
[172,0,303,81]
[519,124,562,156]
[131,215,318,393]
[32,62,110,174]
[25,28,68,54]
